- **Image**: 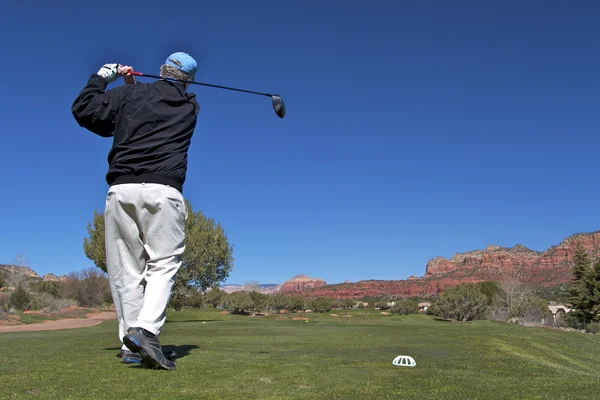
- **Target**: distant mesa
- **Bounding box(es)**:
[4,230,600,301]
[279,274,327,293]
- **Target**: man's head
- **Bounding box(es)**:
[160,52,197,88]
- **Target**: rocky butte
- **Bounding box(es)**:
[278,274,327,293]
[287,231,600,299]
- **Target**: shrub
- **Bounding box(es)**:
[9,286,32,311]
[307,296,335,313]
[29,292,78,313]
[168,284,198,311]
[61,268,111,307]
[0,292,10,312]
[585,321,600,334]
[30,280,61,298]
[433,283,489,321]
[392,299,419,315]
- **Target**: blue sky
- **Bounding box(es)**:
[1,1,599,285]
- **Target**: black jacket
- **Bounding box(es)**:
[72,74,200,193]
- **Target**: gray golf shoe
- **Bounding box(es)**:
[118,349,177,364]
[123,327,176,370]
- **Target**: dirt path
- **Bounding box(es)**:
[0,312,116,333]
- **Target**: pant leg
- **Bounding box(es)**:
[104,185,148,344]
[134,183,187,336]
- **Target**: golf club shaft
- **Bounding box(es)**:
[129,71,272,98]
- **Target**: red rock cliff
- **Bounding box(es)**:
[293,231,600,299]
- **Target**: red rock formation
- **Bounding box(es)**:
[425,231,600,287]
[293,231,600,299]
[279,274,326,293]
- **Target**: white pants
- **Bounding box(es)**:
[104,183,187,346]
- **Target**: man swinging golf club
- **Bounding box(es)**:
[71,52,200,370]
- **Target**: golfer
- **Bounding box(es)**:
[71,52,200,370]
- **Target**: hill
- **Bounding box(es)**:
[0,264,67,286]
[285,231,600,298]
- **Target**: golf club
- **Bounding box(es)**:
[129,71,286,119]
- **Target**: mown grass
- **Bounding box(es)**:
[1,309,599,399]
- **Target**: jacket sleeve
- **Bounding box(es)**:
[71,74,127,137]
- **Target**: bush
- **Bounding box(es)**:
[169,283,199,311]
[433,283,489,321]
[9,286,32,311]
[519,297,551,325]
[61,268,111,307]
[585,321,600,334]
[0,292,10,312]
[30,280,61,298]
[307,296,335,313]
[392,299,419,315]
[28,292,78,313]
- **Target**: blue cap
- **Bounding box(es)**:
[165,52,197,79]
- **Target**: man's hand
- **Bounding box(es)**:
[97,63,121,83]
[97,63,136,84]
[119,65,136,85]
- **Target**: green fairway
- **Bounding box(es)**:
[1,309,599,399]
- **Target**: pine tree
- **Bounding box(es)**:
[568,242,595,320]
[590,257,600,320]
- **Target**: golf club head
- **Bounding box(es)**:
[271,95,286,119]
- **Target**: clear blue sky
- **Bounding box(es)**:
[1,1,599,285]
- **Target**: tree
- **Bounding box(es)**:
[7,253,31,288]
[223,291,253,314]
[474,281,503,306]
[83,199,234,300]
[268,292,289,313]
[307,296,335,313]
[250,291,268,314]
[340,298,355,309]
[286,295,305,313]
[83,211,106,272]
[568,243,600,320]
[433,283,489,321]
[496,266,538,319]
[204,286,225,308]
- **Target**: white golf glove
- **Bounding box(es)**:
[97,63,121,83]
